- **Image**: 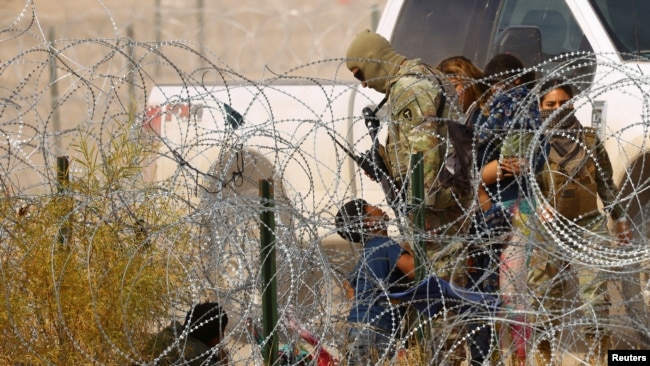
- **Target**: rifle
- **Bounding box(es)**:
[329,98,406,215]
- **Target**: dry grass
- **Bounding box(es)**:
[0,113,199,364]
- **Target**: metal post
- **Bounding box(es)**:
[126,24,136,109]
[259,179,278,366]
[57,156,70,245]
[197,0,205,69]
[410,152,426,282]
[56,156,69,192]
[370,4,380,31]
[410,152,429,343]
[48,27,61,153]
[154,0,161,76]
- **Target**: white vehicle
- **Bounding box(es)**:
[146,0,650,237]
[146,0,650,340]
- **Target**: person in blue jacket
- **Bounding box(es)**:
[335,199,415,365]
[336,199,497,365]
[474,53,546,364]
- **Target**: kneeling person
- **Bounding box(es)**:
[335,199,415,365]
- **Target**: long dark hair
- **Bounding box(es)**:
[539,78,575,100]
[437,55,489,107]
[484,53,535,87]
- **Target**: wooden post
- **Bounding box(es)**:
[126,24,136,108]
[154,0,161,76]
[197,0,205,69]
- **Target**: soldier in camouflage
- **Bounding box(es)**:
[345,30,471,262]
[346,30,477,365]
[346,30,481,364]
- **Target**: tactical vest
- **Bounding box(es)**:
[540,128,600,220]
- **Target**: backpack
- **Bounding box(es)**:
[539,127,599,220]
[437,117,474,197]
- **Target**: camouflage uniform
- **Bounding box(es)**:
[385,59,460,192]
[386,60,469,227]
[573,129,625,321]
[385,59,473,284]
[386,59,462,206]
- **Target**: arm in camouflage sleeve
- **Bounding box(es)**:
[593,135,626,220]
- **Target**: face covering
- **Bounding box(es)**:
[540,106,576,129]
[345,29,406,94]
[541,107,588,175]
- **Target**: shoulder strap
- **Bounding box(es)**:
[374,96,388,115]
[583,126,598,149]
[421,63,447,118]
[435,78,447,118]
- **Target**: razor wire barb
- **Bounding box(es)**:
[2,2,650,365]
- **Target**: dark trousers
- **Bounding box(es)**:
[467,242,503,365]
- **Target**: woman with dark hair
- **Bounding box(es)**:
[534,77,631,363]
[337,198,497,365]
[437,55,499,365]
[538,78,573,110]
[437,55,488,114]
[475,53,544,365]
